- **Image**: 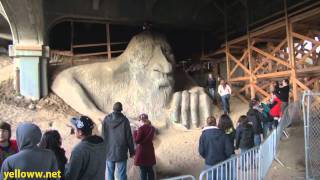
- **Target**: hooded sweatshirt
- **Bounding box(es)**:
[0,123,58,180]
[65,135,106,180]
[247,108,263,135]
[199,126,234,166]
[235,123,254,149]
[102,112,135,161]
[133,124,156,166]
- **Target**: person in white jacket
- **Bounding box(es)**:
[218,80,232,114]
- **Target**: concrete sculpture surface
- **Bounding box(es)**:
[52,32,212,128]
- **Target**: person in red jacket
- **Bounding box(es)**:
[133,114,156,180]
[269,92,282,118]
[0,121,18,167]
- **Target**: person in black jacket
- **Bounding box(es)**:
[278,79,290,113]
[199,116,234,179]
[102,102,135,180]
[39,130,67,179]
[207,74,216,101]
[66,116,106,180]
[247,103,263,146]
[235,115,254,153]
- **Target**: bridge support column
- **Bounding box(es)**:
[9,44,49,100]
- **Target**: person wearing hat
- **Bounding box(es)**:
[0,121,18,167]
[1,123,58,179]
[65,116,106,180]
[102,102,135,180]
[134,114,156,180]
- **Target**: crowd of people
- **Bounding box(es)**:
[0,76,290,180]
[0,102,156,180]
[201,77,290,178]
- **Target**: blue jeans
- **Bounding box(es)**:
[208,88,215,100]
[263,122,273,138]
[107,160,127,180]
[221,94,230,114]
[139,166,154,180]
[254,135,261,146]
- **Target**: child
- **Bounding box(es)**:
[0,121,18,167]
[134,114,156,180]
[235,115,254,153]
[39,130,67,179]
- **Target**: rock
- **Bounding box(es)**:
[24,98,32,104]
[15,95,24,100]
[28,103,36,110]
[36,104,43,110]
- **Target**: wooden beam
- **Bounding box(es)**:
[253,38,287,74]
[226,43,230,81]
[253,38,282,43]
[239,84,250,93]
[70,21,74,65]
[258,82,272,90]
[297,66,320,74]
[255,70,291,79]
[221,3,320,47]
[305,77,320,87]
[70,21,74,56]
[292,32,320,47]
[247,32,255,99]
[223,21,286,46]
[251,46,291,68]
[296,79,310,91]
[74,51,108,57]
[253,84,270,98]
[106,24,111,60]
[229,76,250,82]
[284,0,298,101]
[290,6,320,24]
[72,41,127,48]
[230,50,248,77]
[73,43,107,48]
[111,50,124,54]
[227,52,251,75]
[233,90,249,104]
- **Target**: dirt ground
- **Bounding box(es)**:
[266,120,306,180]
[0,56,306,179]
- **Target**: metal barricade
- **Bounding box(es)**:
[199,106,291,180]
[259,130,276,178]
[161,175,196,180]
[199,146,260,180]
[302,91,320,180]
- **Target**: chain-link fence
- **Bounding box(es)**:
[302,91,320,180]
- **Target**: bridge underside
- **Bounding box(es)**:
[0,0,319,100]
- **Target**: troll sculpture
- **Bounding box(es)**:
[52,32,212,128]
